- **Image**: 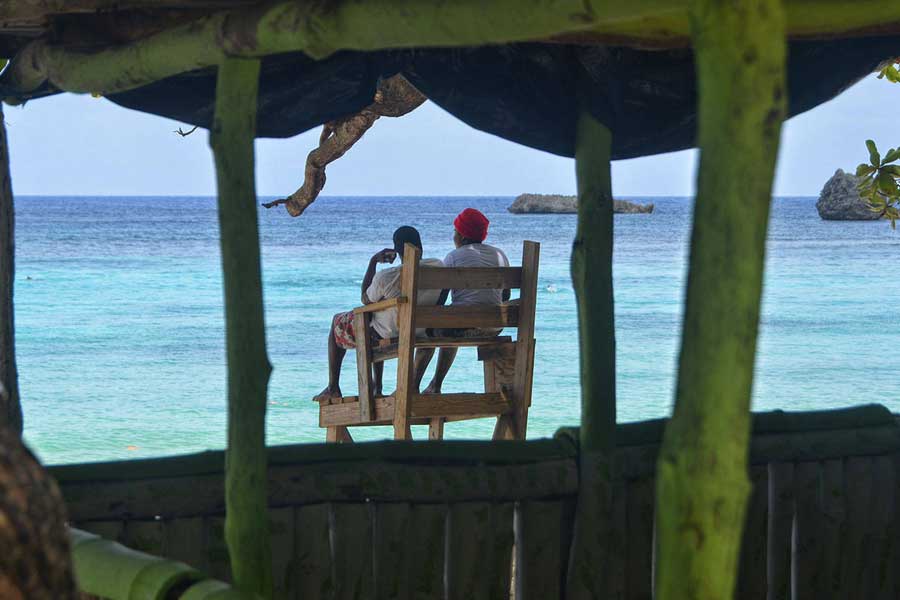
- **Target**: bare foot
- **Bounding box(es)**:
[313,386,342,403]
[422,381,441,395]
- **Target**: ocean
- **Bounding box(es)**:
[14,195,900,465]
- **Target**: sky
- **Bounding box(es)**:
[4,74,898,198]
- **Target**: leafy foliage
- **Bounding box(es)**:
[856,140,900,229]
[877,59,900,83]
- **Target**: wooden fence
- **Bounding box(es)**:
[49,404,900,599]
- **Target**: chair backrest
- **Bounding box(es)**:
[398,240,540,336]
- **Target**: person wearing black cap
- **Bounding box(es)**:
[314,226,443,402]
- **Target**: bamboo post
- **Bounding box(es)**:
[0,101,21,435]
[565,110,616,598]
[209,57,273,598]
[655,0,787,598]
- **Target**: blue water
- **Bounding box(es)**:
[14,196,900,464]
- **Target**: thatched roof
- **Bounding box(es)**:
[1,2,898,159]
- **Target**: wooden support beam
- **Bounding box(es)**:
[209,56,273,599]
[319,393,510,428]
[564,110,616,599]
[654,0,788,598]
[3,0,899,99]
[0,101,21,435]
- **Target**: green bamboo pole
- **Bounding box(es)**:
[654,0,787,598]
[3,0,899,98]
[209,57,273,599]
[565,110,616,599]
[0,101,21,435]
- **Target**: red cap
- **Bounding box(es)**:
[453,208,489,242]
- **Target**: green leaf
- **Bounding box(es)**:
[884,165,900,178]
[884,148,900,164]
[856,164,876,177]
[867,140,881,167]
[878,170,899,195]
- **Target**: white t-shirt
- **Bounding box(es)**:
[365,257,443,339]
[442,243,510,306]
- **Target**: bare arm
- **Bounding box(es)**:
[361,248,396,304]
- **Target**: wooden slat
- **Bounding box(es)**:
[864,455,894,599]
[511,241,539,438]
[269,507,295,599]
[892,454,900,600]
[78,520,125,544]
[353,296,406,314]
[839,456,873,599]
[122,519,165,555]
[767,462,793,600]
[446,502,495,600]
[736,466,768,600]
[320,392,510,428]
[372,503,411,600]
[417,266,522,290]
[407,504,447,600]
[295,504,333,600]
[330,503,374,600]
[819,459,845,600]
[791,461,824,600]
[515,500,563,600]
[607,480,628,599]
[372,336,511,362]
[415,304,519,329]
[487,503,515,600]
[354,311,375,422]
[164,517,208,573]
[625,477,654,600]
[206,516,231,582]
[394,244,420,440]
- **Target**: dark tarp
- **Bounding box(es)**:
[99,37,899,160]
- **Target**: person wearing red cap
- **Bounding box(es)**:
[414,208,510,394]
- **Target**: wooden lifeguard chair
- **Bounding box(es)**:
[317,240,540,442]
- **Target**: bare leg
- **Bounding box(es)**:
[314,323,345,401]
[414,348,436,392]
[423,348,458,394]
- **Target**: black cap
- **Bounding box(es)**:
[393,226,422,257]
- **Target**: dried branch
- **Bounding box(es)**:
[174,125,199,137]
[264,74,426,217]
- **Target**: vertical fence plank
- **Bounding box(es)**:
[864,456,894,599]
[736,466,768,600]
[373,503,411,600]
[407,504,446,600]
[606,480,627,600]
[270,507,296,599]
[515,500,563,600]
[791,461,824,600]
[767,462,794,600]
[487,503,515,600]
[446,502,495,600]
[165,517,209,573]
[819,459,845,600]
[331,503,374,600]
[295,504,333,600]
[207,516,232,582]
[892,454,900,600]
[123,519,165,555]
[625,477,654,600]
[840,457,873,600]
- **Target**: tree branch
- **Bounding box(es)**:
[262,74,426,217]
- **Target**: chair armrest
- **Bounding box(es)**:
[353,296,408,315]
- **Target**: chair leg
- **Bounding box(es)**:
[326,426,353,443]
[428,417,445,440]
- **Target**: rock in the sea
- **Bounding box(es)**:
[508,194,654,214]
[816,169,880,220]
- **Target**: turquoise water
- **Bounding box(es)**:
[15,196,900,464]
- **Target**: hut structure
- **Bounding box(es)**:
[0,2,899,599]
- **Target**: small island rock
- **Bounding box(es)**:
[508,194,654,214]
[816,169,879,220]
